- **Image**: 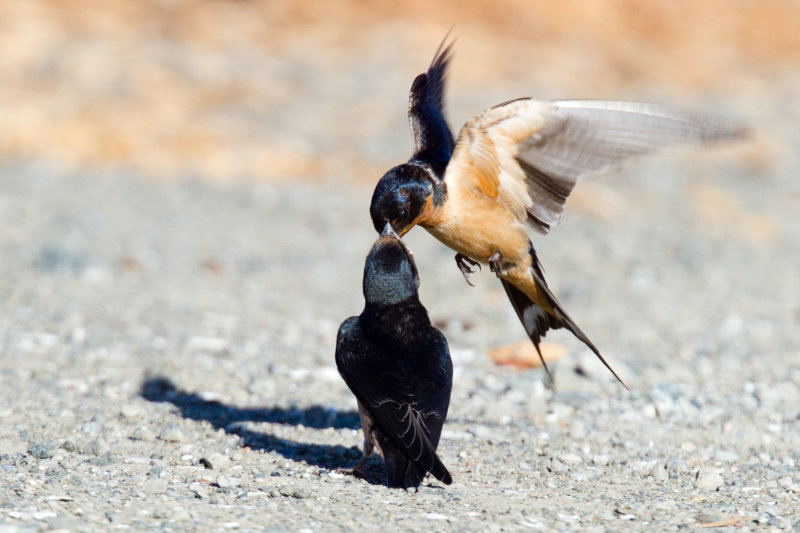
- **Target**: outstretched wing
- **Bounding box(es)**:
[446,98,748,233]
[335,318,452,485]
[408,37,456,177]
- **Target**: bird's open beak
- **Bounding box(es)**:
[381,221,399,239]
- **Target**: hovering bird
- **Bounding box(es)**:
[336,225,453,489]
[370,39,747,383]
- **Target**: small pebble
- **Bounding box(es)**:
[200,452,231,470]
[28,442,57,459]
[695,468,724,491]
[190,483,210,499]
[121,404,145,420]
[216,474,241,489]
[558,453,583,466]
[159,424,184,443]
[548,458,568,473]
[131,426,155,442]
[86,438,110,456]
[279,487,311,499]
[650,464,668,483]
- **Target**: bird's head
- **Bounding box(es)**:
[362,223,421,306]
[369,164,432,237]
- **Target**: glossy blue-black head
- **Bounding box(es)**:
[363,223,421,305]
[369,164,433,236]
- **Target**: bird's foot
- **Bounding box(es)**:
[351,457,369,479]
[455,253,481,286]
[488,252,504,278]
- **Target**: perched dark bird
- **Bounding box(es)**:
[370,39,747,383]
[335,225,453,489]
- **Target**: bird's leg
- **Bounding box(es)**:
[488,251,504,278]
[352,438,374,478]
[454,253,481,286]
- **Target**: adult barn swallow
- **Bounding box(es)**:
[370,40,747,382]
[336,225,453,489]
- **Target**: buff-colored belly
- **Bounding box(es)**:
[420,197,530,266]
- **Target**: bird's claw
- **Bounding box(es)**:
[455,253,481,286]
[488,252,504,278]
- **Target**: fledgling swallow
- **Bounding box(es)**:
[370,39,747,383]
[335,224,453,489]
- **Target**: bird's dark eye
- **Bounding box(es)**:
[400,209,408,220]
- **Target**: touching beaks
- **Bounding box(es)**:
[381,221,399,239]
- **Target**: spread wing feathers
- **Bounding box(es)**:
[335,319,452,486]
[501,251,628,388]
[408,37,455,175]
[448,98,748,233]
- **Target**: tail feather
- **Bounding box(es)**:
[501,278,558,376]
[503,247,628,389]
[385,448,452,489]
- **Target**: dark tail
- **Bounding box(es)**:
[502,246,628,389]
[384,447,452,489]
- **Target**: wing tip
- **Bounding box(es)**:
[430,29,456,70]
[429,454,453,485]
[702,121,752,143]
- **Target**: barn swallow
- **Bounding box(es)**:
[335,224,453,489]
[370,39,747,383]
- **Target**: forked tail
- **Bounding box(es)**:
[501,246,628,389]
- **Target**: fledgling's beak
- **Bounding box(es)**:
[381,221,398,239]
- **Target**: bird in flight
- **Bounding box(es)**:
[336,225,453,489]
[369,38,746,384]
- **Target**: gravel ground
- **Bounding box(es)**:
[1,136,798,532]
[2,3,799,531]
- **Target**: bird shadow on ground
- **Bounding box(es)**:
[139,376,385,483]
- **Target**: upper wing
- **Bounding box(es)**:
[446,98,748,233]
[408,37,456,177]
[335,318,452,484]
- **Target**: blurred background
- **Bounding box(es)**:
[1,0,798,184]
[1,0,798,372]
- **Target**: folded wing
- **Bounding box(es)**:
[335,320,452,486]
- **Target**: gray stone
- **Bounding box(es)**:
[28,441,57,459]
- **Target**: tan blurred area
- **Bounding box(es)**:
[0,0,797,182]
